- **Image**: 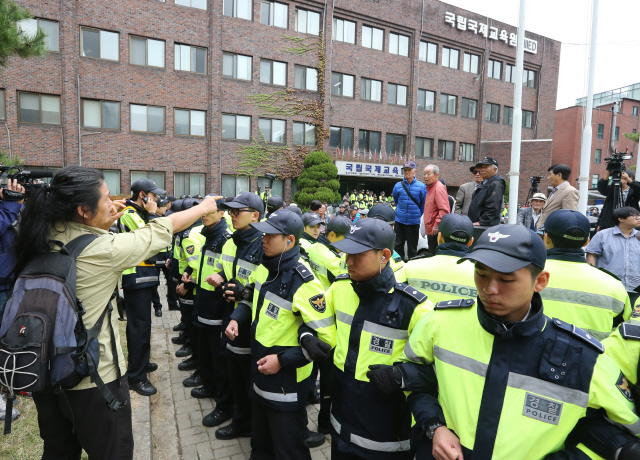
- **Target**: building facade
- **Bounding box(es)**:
[0,0,560,202]
[553,89,640,193]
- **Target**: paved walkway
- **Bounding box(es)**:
[130,287,332,459]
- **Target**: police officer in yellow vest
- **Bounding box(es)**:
[326,218,432,459]
[367,204,406,283]
[404,213,476,304]
[207,192,264,438]
[225,209,336,459]
[300,212,322,252]
[119,178,166,396]
[390,224,640,459]
[542,210,631,340]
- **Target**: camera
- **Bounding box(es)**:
[0,165,53,200]
[604,150,632,175]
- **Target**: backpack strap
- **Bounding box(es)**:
[64,234,100,259]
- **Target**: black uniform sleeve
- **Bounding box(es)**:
[397,362,438,393]
[406,392,446,429]
[277,347,311,369]
[230,301,252,325]
[479,180,504,226]
[597,178,611,197]
[566,413,637,460]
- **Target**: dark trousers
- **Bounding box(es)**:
[32,376,133,460]
[179,295,197,358]
[250,399,311,460]
[198,327,233,412]
[161,265,179,308]
[318,351,335,431]
[227,355,252,432]
[426,234,438,256]
[124,287,154,383]
[151,286,162,310]
[331,443,366,459]
[394,223,420,260]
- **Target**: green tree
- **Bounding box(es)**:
[293,150,341,209]
[0,150,23,166]
[624,132,640,143]
[0,0,46,69]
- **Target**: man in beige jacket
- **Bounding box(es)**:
[537,164,580,229]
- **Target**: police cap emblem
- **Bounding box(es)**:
[309,294,326,313]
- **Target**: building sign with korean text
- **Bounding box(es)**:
[336,161,403,179]
[445,12,537,54]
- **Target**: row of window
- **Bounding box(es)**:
[595,124,631,141]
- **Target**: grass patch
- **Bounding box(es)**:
[0,321,129,458]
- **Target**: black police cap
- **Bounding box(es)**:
[439,213,474,243]
[302,212,322,227]
[331,218,395,255]
[267,195,285,211]
[287,204,303,217]
[219,191,264,214]
[251,209,304,241]
[326,216,351,235]
[368,204,395,225]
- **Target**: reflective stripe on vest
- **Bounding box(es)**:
[363,321,408,340]
[331,413,410,453]
[137,276,159,284]
[226,343,251,354]
[306,316,335,331]
[253,383,297,402]
[541,288,625,314]
[198,317,223,326]
[264,291,292,311]
[204,250,221,266]
[179,298,194,305]
[337,311,353,326]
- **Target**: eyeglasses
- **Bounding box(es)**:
[472,171,481,175]
[229,208,253,216]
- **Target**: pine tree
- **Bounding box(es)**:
[0,0,46,70]
[294,150,341,209]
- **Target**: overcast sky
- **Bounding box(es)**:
[443,0,640,109]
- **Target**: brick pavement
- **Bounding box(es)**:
[142,288,332,460]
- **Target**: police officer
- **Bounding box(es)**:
[326,218,432,459]
[542,210,631,340]
[368,204,406,283]
[391,224,639,459]
[264,195,285,220]
[119,178,166,396]
[225,210,336,459]
[208,192,264,438]
[300,212,322,252]
[151,197,173,317]
[306,216,351,290]
[404,213,476,304]
[188,197,236,426]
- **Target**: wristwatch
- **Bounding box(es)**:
[425,422,446,440]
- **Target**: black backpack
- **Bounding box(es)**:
[0,234,125,434]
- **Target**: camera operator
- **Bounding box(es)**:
[12,166,221,459]
[597,170,640,230]
[0,179,24,316]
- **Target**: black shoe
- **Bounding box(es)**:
[145,363,158,373]
[212,418,243,434]
[183,372,202,387]
[129,379,157,396]
[304,431,326,448]
[178,357,199,371]
[175,345,192,358]
[155,309,162,317]
[172,322,185,332]
[168,302,181,311]
[171,332,186,345]
[191,386,214,398]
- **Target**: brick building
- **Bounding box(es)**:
[553,84,640,195]
[0,0,560,202]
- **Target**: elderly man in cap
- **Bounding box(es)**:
[390,224,640,459]
[349,204,361,222]
[517,192,546,230]
[454,167,483,216]
[393,160,427,261]
[468,157,506,227]
[119,178,167,396]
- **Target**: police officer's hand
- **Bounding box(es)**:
[181,272,192,283]
[206,273,224,287]
[0,179,26,204]
[225,319,239,340]
[165,259,170,268]
[199,196,222,215]
[300,334,332,362]
[433,427,463,460]
[257,354,281,375]
[367,364,402,394]
[224,279,245,302]
[176,283,188,296]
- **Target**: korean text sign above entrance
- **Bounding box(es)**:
[336,161,403,179]
[445,12,538,54]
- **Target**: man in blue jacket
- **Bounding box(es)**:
[0,178,25,317]
[393,161,427,261]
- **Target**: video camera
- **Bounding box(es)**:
[0,165,53,200]
[605,149,633,175]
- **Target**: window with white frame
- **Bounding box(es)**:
[461,98,477,119]
[222,174,250,197]
[329,126,354,149]
[523,69,536,88]
[223,52,252,80]
[222,114,251,140]
[176,0,206,10]
[439,93,457,115]
[362,25,383,50]
[415,137,433,158]
[331,72,354,97]
[294,65,318,91]
[523,110,534,128]
[130,36,165,67]
[295,9,320,35]
[332,18,356,44]
[82,99,120,130]
[19,18,59,51]
[463,52,479,73]
[259,118,286,143]
[388,83,407,106]
[18,92,61,125]
[360,78,382,102]
[131,171,165,190]
[417,89,435,111]
[358,130,381,152]
[389,33,409,56]
[223,0,252,19]
[485,102,500,123]
[102,170,121,195]
[261,1,288,28]
[488,59,501,79]
[437,140,455,160]
[175,172,206,196]
[293,122,315,145]
[175,109,205,137]
[260,59,286,86]
[130,104,165,133]
[419,41,437,64]
[459,143,474,162]
[175,43,207,74]
[442,47,459,69]
[81,27,119,61]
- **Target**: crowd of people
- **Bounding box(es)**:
[2,162,640,460]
